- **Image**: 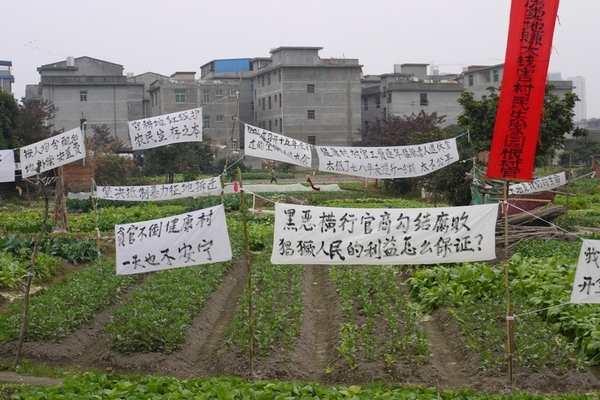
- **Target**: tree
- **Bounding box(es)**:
[559,137,600,167]
[142,135,216,183]
[0,89,20,149]
[18,99,62,146]
[457,85,587,167]
[358,111,447,195]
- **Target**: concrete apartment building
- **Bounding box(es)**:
[251,47,363,148]
[25,56,146,141]
[0,60,14,93]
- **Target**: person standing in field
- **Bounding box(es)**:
[270,168,277,183]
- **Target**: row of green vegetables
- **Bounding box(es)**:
[13,371,596,400]
[409,239,600,371]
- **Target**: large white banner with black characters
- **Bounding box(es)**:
[116,204,232,275]
[508,172,566,195]
[128,108,203,150]
[315,138,459,179]
[244,124,312,168]
[271,203,499,265]
[0,149,15,182]
[571,239,600,303]
[19,127,85,178]
[96,176,222,202]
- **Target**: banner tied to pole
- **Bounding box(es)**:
[19,127,85,178]
[271,203,499,265]
[0,149,15,183]
[508,171,566,195]
[244,124,312,168]
[486,0,560,182]
[96,176,222,201]
[128,108,203,150]
[115,204,232,275]
[570,239,600,303]
[315,138,459,179]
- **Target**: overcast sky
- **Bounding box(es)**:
[5,0,598,119]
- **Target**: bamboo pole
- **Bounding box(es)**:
[503,181,514,387]
[90,179,101,254]
[14,162,49,368]
[238,167,254,379]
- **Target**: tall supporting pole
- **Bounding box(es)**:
[238,167,253,379]
[503,182,514,387]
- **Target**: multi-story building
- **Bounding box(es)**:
[0,60,14,93]
[361,63,463,131]
[251,46,362,148]
[566,75,587,121]
[25,56,146,142]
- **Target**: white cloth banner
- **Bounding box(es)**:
[128,108,203,150]
[97,176,222,202]
[508,172,566,195]
[0,149,15,182]
[271,202,499,265]
[244,124,312,168]
[19,127,85,178]
[116,204,232,275]
[570,239,600,303]
[315,138,459,179]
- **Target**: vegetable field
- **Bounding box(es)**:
[1,182,600,398]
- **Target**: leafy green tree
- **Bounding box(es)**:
[457,85,587,167]
[18,99,62,146]
[0,89,20,149]
[559,137,600,167]
[142,135,216,183]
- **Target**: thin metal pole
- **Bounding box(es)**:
[503,181,513,387]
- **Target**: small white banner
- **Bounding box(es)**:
[570,239,600,303]
[128,108,203,150]
[19,127,85,178]
[315,138,459,179]
[244,124,312,167]
[0,149,15,182]
[97,176,222,201]
[116,204,232,275]
[271,202,499,265]
[508,172,566,195]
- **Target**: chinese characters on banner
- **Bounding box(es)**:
[19,127,85,178]
[271,203,499,265]
[116,204,232,275]
[570,240,600,303]
[97,176,222,202]
[508,172,566,195]
[486,0,560,181]
[0,149,15,182]
[244,124,312,168]
[128,108,203,151]
[314,138,459,179]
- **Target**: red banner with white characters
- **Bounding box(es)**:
[486,0,560,182]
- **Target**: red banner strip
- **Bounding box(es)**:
[486,0,560,181]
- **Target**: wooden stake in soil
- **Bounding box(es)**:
[502,182,514,387]
[90,178,101,254]
[238,167,254,379]
[14,163,50,369]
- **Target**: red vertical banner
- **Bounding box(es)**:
[486,0,560,181]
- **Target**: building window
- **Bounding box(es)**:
[262,98,265,111]
[175,89,186,103]
[215,89,223,97]
[279,118,282,132]
[307,84,315,93]
[468,75,474,86]
[269,120,272,131]
[231,115,236,121]
[203,116,210,129]
[278,70,281,82]
[203,89,210,103]
[387,93,392,103]
[482,95,487,101]
[279,93,282,107]
[268,74,271,85]
[376,98,380,108]
[229,90,237,97]
[364,98,368,111]
[493,69,499,82]
[79,90,87,102]
[216,115,223,122]
[420,93,428,106]
[268,96,272,109]
[308,135,316,145]
[307,110,315,120]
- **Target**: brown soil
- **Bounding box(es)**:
[1,257,599,395]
